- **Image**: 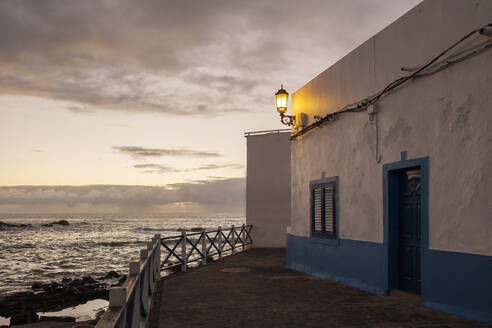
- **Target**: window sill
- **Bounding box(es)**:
[310,236,340,247]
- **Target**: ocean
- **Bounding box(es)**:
[0,213,245,296]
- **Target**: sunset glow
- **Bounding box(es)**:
[0,0,421,214]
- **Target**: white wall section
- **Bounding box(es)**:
[246,132,291,248]
[290,0,492,256]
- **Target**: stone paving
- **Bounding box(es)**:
[150,248,486,328]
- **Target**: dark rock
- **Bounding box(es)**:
[82,275,97,284]
[118,275,127,285]
[42,223,53,227]
[70,278,84,286]
[42,296,64,309]
[191,227,204,232]
[51,220,69,225]
[112,275,127,287]
[0,275,109,319]
[42,286,53,293]
[16,291,35,298]
[104,270,121,279]
[32,281,44,290]
[0,221,30,229]
[62,277,72,284]
[40,316,76,322]
[41,282,59,293]
[10,311,38,325]
[95,307,106,321]
[63,286,81,298]
[94,287,109,299]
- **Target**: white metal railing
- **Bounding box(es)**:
[160,224,253,272]
[96,234,161,328]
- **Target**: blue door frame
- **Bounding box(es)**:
[382,153,429,293]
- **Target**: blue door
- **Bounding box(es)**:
[398,169,421,294]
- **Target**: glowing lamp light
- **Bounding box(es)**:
[275,84,295,126]
[275,84,289,114]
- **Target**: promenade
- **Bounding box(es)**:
[149,248,484,328]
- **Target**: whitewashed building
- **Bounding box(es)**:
[285,0,492,324]
[245,130,291,248]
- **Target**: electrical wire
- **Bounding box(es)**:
[291,22,492,140]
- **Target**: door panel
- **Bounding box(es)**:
[398,169,421,294]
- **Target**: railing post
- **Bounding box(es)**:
[146,241,153,282]
[242,223,246,251]
[109,286,126,307]
[231,225,236,254]
[129,260,140,276]
[149,238,156,286]
[131,268,142,328]
[218,226,223,260]
[181,231,187,272]
[155,234,161,280]
[201,229,207,265]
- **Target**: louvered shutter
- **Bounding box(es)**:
[312,187,322,232]
[324,184,335,233]
[311,181,337,238]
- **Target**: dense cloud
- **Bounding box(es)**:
[113,146,221,159]
[0,178,245,214]
[0,0,419,115]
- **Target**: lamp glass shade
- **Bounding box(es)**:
[275,86,289,114]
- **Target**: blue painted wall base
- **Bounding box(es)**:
[286,233,492,325]
[421,249,492,325]
[286,234,387,295]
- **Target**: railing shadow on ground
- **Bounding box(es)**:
[95,224,253,328]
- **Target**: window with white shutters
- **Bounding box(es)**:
[311,180,337,238]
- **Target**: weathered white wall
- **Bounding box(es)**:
[290,0,492,256]
[246,132,291,247]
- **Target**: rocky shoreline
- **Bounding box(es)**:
[0,220,70,230]
[0,271,126,326]
[0,218,128,326]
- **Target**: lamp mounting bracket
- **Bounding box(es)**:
[280,113,295,126]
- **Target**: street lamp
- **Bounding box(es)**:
[275,84,295,126]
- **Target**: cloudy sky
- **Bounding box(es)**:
[0,0,420,214]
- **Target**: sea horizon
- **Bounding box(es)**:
[0,213,245,295]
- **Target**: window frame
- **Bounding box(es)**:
[310,176,339,240]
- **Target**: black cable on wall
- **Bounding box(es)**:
[291,23,492,140]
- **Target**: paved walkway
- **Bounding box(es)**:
[150,248,485,328]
